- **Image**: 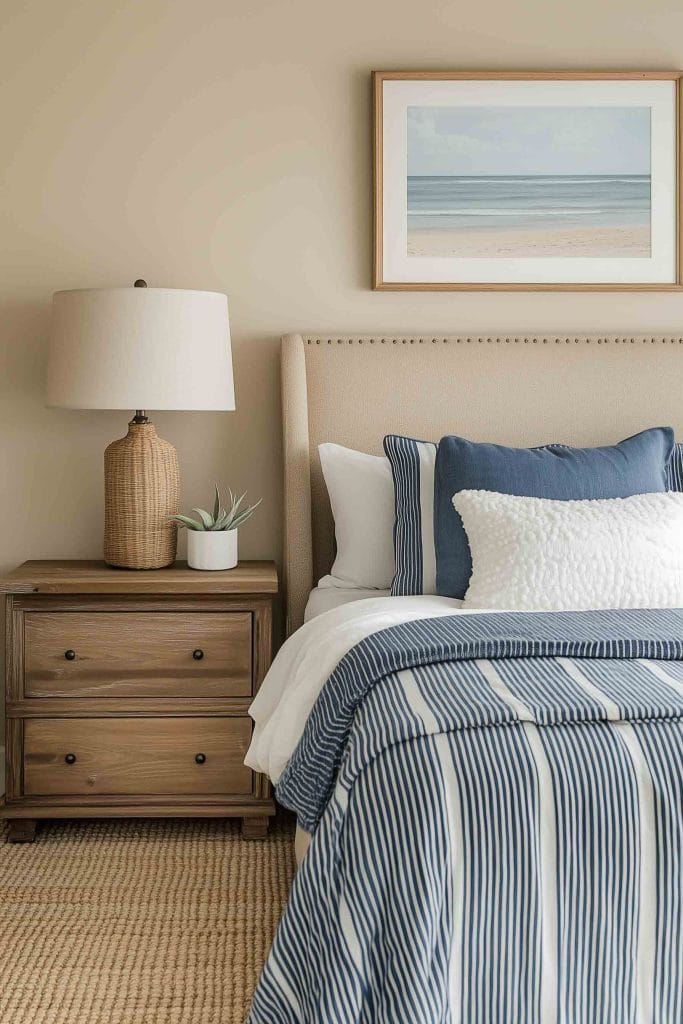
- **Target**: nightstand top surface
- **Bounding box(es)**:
[0,560,278,595]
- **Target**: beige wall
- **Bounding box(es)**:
[1,0,683,598]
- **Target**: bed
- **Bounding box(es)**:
[247,334,683,1023]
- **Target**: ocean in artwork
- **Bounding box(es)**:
[407,108,652,258]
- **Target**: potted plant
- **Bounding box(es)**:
[172,484,261,570]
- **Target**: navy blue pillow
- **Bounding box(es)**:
[435,427,675,599]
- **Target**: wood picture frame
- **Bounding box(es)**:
[372,71,683,291]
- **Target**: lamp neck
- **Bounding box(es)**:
[130,410,150,425]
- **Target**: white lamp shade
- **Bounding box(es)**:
[47,287,235,411]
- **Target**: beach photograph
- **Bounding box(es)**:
[407,106,652,258]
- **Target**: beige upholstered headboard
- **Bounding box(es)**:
[281,333,683,634]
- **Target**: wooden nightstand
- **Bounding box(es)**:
[0,560,277,843]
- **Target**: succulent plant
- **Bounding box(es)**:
[171,484,261,532]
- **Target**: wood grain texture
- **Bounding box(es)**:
[2,560,276,831]
[0,560,278,595]
[242,816,270,839]
[3,792,274,809]
[372,70,683,292]
[253,603,272,693]
[23,717,253,797]
[5,719,23,802]
[2,801,275,819]
[6,597,23,703]
[7,697,253,717]
[6,819,37,842]
[374,70,683,79]
[24,611,252,697]
[15,594,273,614]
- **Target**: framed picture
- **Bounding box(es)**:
[373,71,683,291]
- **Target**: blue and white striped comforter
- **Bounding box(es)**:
[248,609,683,1023]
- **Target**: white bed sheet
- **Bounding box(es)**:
[246,595,464,783]
[304,585,391,621]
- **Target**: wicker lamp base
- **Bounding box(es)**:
[104,420,180,569]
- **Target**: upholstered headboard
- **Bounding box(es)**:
[281,333,683,634]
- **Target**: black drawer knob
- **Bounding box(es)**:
[64,753,77,765]
[195,753,206,765]
[64,650,76,661]
[192,649,204,660]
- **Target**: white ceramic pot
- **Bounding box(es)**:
[187,529,238,571]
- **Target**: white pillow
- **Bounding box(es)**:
[318,443,395,590]
[452,489,683,611]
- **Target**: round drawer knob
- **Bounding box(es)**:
[192,649,204,661]
[195,753,207,765]
[64,753,77,765]
[64,650,76,661]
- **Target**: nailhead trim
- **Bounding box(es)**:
[306,336,683,346]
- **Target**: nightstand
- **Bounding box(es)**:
[0,560,277,843]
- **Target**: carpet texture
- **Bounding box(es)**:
[0,815,296,1024]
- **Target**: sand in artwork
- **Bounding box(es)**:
[407,223,651,258]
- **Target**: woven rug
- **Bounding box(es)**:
[0,815,296,1024]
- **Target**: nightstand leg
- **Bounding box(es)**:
[7,819,38,843]
[242,816,269,840]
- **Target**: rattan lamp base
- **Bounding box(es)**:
[104,419,180,569]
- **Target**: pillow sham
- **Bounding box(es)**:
[453,489,683,612]
[435,427,674,599]
[383,435,437,595]
[668,441,683,490]
[318,442,395,590]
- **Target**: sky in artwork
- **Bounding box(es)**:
[407,106,651,177]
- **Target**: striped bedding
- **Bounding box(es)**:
[248,609,683,1023]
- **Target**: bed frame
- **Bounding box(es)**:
[281,333,683,634]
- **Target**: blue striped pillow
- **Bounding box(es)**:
[383,435,437,595]
[669,443,683,490]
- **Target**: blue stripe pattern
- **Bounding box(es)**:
[249,608,683,1022]
[383,434,435,595]
[278,607,683,829]
[668,442,683,491]
[540,720,641,1022]
[631,720,683,1019]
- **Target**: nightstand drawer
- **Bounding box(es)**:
[24,612,252,698]
[23,717,253,797]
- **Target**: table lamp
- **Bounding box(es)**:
[47,281,235,569]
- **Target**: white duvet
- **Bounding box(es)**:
[246,595,466,782]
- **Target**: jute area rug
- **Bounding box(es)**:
[0,814,296,1024]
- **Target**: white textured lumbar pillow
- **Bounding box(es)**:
[452,489,683,611]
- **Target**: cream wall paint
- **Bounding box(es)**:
[1,0,683,655]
